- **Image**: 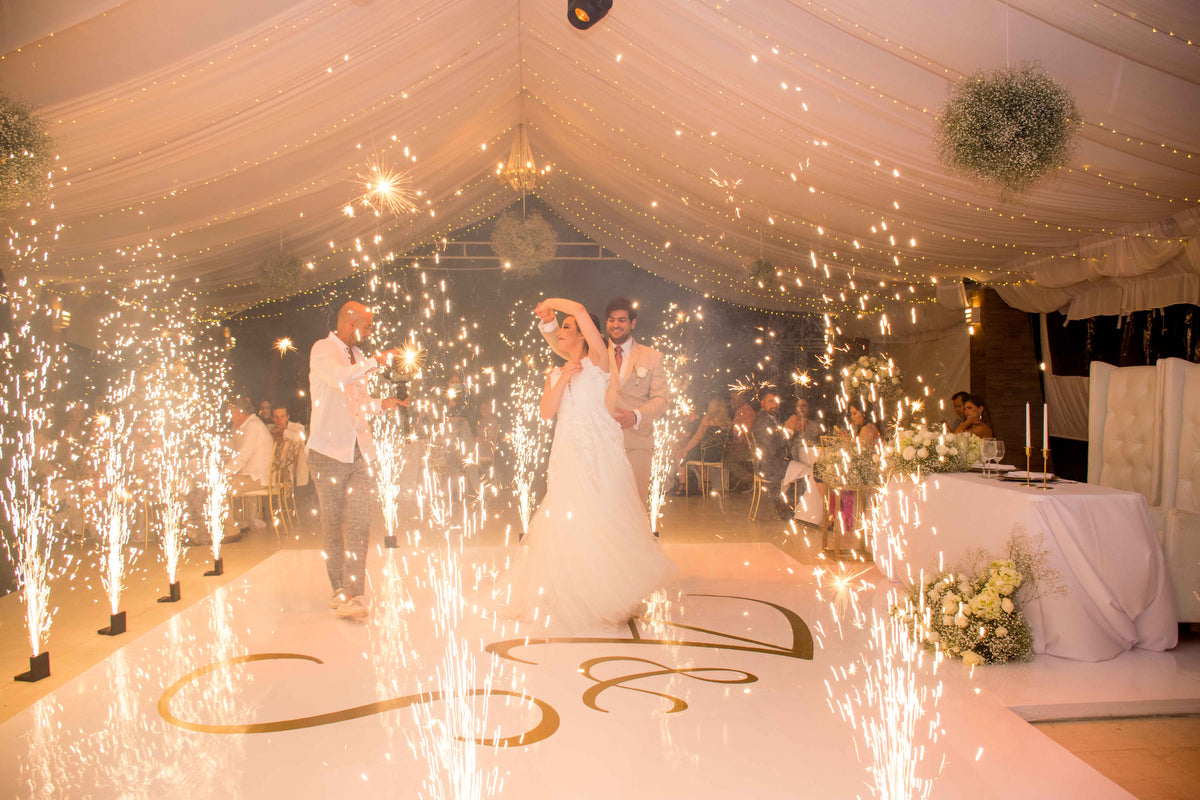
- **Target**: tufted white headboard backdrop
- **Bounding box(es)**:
[1088,362,1163,505]
[1161,358,1200,515]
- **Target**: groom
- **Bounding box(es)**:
[538,297,668,506]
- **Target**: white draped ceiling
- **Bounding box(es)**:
[1,0,1198,327]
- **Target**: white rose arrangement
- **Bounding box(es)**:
[841,355,903,405]
[635,366,648,380]
[884,425,980,478]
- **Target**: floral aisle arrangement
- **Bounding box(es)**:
[896,532,1062,666]
[885,426,982,478]
[841,355,903,406]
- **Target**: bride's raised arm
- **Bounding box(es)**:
[538,298,609,372]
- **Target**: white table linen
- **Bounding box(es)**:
[875,472,1178,662]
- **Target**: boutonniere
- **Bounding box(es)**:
[635,366,649,379]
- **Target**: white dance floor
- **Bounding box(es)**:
[2,543,1197,798]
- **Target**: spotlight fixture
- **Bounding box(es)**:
[568,0,612,30]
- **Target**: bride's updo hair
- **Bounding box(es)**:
[565,312,605,354]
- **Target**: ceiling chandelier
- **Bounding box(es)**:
[495,124,550,193]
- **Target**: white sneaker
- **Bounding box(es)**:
[335,597,368,620]
[329,590,348,609]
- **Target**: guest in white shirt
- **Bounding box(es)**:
[226,396,275,531]
[309,301,404,620]
[271,404,309,487]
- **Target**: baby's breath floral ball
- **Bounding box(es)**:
[937,64,1081,199]
[0,95,53,211]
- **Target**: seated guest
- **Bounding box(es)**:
[751,392,791,518]
[674,397,732,493]
[954,394,995,439]
[949,391,969,432]
[784,397,821,452]
[726,389,757,490]
[271,403,309,487]
[227,395,275,531]
[840,405,881,449]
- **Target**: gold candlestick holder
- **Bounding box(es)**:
[1024,446,1032,486]
[1036,447,1054,490]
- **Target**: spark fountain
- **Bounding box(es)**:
[500,324,551,539]
[0,281,66,680]
[201,434,232,576]
[647,304,701,534]
[89,405,137,637]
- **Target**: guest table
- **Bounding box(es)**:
[873,472,1178,662]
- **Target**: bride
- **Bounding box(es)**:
[498,297,675,630]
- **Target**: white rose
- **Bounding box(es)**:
[636,366,648,379]
[926,631,940,643]
[917,447,928,459]
[859,356,870,366]
[863,369,874,380]
[955,615,969,628]
[1001,598,1015,613]
[903,446,916,460]
[936,444,949,456]
[961,651,984,667]
[995,627,1008,638]
[949,447,958,456]
[892,376,900,385]
[941,615,953,627]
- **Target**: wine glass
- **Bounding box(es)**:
[992,440,1005,477]
[980,438,998,478]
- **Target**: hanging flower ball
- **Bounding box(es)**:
[258,253,305,297]
[748,258,773,283]
[490,211,558,276]
[0,94,53,211]
[936,64,1081,199]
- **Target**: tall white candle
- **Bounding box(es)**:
[1043,403,1049,451]
[1025,403,1031,449]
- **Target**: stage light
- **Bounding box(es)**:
[568,0,611,29]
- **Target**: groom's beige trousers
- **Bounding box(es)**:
[626,445,652,508]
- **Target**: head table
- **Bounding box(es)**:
[872,471,1178,662]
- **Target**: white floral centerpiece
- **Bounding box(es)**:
[885,425,981,478]
[842,355,903,405]
[894,532,1062,666]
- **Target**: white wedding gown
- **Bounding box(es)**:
[499,356,675,631]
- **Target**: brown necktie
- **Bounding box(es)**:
[348,348,357,365]
[614,345,623,372]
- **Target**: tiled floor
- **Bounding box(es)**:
[1,489,1196,798]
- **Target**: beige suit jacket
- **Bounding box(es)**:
[539,324,669,452]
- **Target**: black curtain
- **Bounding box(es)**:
[1045,304,1200,377]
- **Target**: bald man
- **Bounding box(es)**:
[308,301,403,620]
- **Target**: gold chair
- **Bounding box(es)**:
[684,428,729,498]
[746,431,771,521]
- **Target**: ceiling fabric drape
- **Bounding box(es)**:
[0,0,1196,327]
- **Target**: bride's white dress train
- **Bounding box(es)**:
[499,356,675,630]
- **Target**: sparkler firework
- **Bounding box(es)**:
[0,281,66,670]
[648,305,700,532]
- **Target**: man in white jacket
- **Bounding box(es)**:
[308,301,403,620]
